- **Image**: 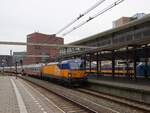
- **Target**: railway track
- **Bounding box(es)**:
[76,88,150,113]
[20,78,96,113]
[19,76,122,113]
[20,76,150,113]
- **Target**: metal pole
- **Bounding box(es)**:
[84,54,87,73]
[144,45,148,78]
[65,48,67,54]
[133,47,137,80]
[20,60,23,75]
[112,50,115,79]
[126,47,130,79]
[96,52,99,78]
[145,58,148,78]
[99,52,102,76]
[89,53,92,72]
[15,61,18,79]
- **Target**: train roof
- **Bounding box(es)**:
[47,62,59,65]
[61,59,82,64]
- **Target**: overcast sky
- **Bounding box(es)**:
[0,0,150,55]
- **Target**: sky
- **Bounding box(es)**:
[0,0,150,55]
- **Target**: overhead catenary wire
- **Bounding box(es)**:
[56,0,107,34]
[62,0,125,36]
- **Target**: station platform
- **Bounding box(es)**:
[0,74,63,113]
[88,77,150,92]
[87,77,150,104]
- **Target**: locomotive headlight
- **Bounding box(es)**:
[68,74,72,77]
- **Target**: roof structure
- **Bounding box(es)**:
[70,14,150,45]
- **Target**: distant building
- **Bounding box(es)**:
[13,52,26,65]
[23,32,64,64]
[113,13,146,28]
[113,17,131,28]
[0,55,13,67]
[132,13,146,19]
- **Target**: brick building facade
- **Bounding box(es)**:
[112,17,131,28]
[112,13,146,28]
[23,32,63,64]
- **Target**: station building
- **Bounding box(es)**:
[23,32,64,64]
[0,55,13,67]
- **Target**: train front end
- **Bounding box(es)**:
[60,59,87,83]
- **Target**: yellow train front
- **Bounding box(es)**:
[41,59,87,84]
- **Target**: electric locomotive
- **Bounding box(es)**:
[41,59,87,83]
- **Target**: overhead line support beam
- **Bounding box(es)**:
[0,41,97,49]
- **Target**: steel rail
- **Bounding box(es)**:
[77,88,150,112]
[19,76,97,113]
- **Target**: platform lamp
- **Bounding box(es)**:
[20,59,24,75]
[15,61,18,78]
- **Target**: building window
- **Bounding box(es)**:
[34,46,40,49]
